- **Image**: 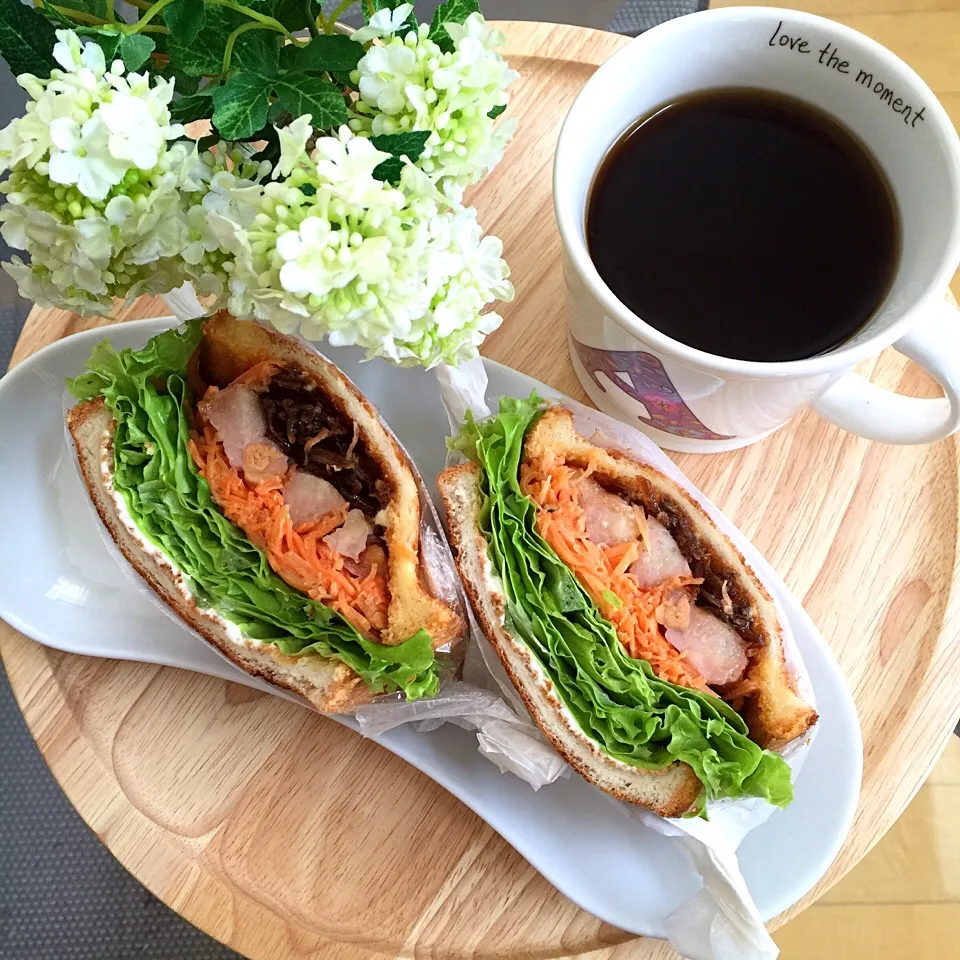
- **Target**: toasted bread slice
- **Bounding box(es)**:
[68,398,372,712]
[200,312,461,650]
[524,408,817,750]
[438,462,704,817]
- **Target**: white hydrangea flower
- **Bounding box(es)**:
[204,125,510,366]
[277,114,312,178]
[351,3,415,44]
[0,30,208,313]
[351,14,518,197]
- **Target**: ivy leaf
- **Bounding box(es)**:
[330,69,357,91]
[56,0,108,19]
[38,4,79,29]
[371,157,403,183]
[158,61,202,96]
[370,131,430,183]
[197,132,219,153]
[263,0,321,31]
[168,6,246,77]
[370,130,430,163]
[249,122,280,166]
[0,0,58,78]
[281,34,362,74]
[232,29,280,73]
[273,76,347,129]
[91,31,121,63]
[428,0,479,53]
[488,103,506,119]
[211,73,272,139]
[164,0,206,45]
[119,34,156,72]
[169,90,214,124]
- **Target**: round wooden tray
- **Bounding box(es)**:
[3,21,960,960]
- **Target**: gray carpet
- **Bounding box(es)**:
[0,3,699,958]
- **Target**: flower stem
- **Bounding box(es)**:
[106,0,115,21]
[222,21,269,75]
[208,0,291,35]
[325,0,354,34]
[304,0,320,38]
[45,4,107,25]
[128,0,176,33]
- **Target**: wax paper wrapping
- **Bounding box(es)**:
[357,370,818,960]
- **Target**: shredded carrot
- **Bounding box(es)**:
[188,400,390,637]
[520,458,708,691]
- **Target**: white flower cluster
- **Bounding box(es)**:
[0,31,199,313]
[208,121,512,367]
[350,10,518,198]
[0,20,516,370]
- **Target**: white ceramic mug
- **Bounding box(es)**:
[554,6,960,452]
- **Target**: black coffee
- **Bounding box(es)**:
[586,89,900,362]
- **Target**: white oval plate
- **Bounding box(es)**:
[0,318,861,937]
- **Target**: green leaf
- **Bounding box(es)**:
[370,131,430,183]
[197,132,219,153]
[281,33,362,73]
[211,72,272,139]
[331,69,357,91]
[371,157,402,183]
[168,6,246,77]
[91,30,121,63]
[370,130,430,160]
[38,3,79,29]
[56,0,108,19]
[428,0,479,53]
[169,90,214,124]
[158,60,202,95]
[261,0,320,31]
[164,0,206,45]
[0,0,58,79]
[488,103,506,119]
[273,75,346,129]
[119,34,156,72]
[232,28,281,72]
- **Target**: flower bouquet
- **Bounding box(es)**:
[0,0,517,369]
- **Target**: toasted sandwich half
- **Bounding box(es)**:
[68,313,461,711]
[439,398,816,816]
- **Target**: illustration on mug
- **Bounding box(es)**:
[571,339,734,441]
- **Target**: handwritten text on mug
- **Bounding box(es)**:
[768,20,925,127]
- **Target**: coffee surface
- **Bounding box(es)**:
[586,88,900,362]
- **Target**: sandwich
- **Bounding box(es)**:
[67,313,462,711]
[438,396,817,815]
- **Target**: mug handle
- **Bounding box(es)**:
[811,297,960,444]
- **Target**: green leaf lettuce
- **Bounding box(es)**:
[452,394,794,813]
[68,321,439,701]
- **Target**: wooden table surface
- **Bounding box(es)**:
[2,11,960,960]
